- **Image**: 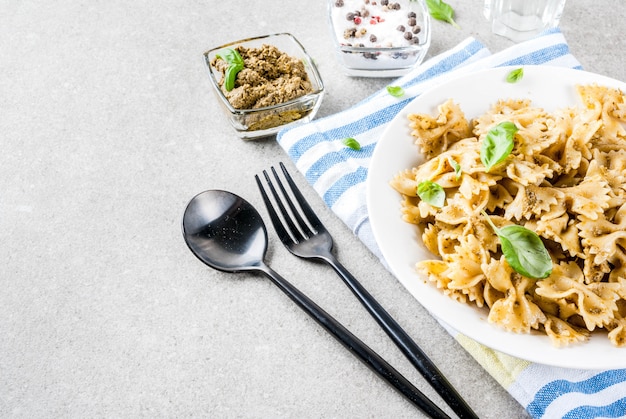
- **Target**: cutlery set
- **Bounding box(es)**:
[182,163,477,418]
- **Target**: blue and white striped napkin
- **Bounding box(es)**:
[278,28,626,418]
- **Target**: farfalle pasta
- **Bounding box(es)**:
[391,84,626,347]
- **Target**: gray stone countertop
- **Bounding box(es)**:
[1,1,624,418]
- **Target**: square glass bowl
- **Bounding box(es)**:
[204,33,325,140]
[328,0,431,77]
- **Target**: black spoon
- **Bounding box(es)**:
[182,190,450,418]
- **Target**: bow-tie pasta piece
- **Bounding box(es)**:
[608,254,626,284]
[527,212,583,258]
[605,278,626,346]
[579,203,626,266]
[444,234,488,287]
[558,117,600,173]
[535,262,621,331]
[543,315,590,347]
[560,174,611,220]
[421,223,440,256]
[577,84,626,141]
[485,258,546,333]
[413,154,454,182]
[417,260,474,305]
[436,191,490,225]
[390,169,420,197]
[485,184,514,213]
[482,255,514,295]
[607,316,626,347]
[589,150,626,210]
[422,223,465,257]
[503,182,563,221]
[505,157,555,186]
[398,195,425,224]
[408,99,471,159]
[582,249,612,284]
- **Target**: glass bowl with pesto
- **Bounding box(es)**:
[204,33,325,139]
[328,0,431,77]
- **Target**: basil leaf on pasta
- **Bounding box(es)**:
[480,121,517,172]
[448,156,462,179]
[417,180,445,208]
[483,211,552,279]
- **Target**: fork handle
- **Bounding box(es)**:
[257,263,450,419]
[325,256,478,419]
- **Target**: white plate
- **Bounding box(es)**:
[367,65,626,369]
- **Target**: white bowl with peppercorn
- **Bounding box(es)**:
[204,33,325,139]
[328,0,431,77]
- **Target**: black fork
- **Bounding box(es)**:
[256,162,478,419]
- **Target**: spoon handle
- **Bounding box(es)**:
[258,264,450,419]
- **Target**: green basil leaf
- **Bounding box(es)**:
[216,48,244,67]
[448,156,462,180]
[498,225,553,279]
[386,85,405,97]
[216,48,244,91]
[222,63,243,91]
[506,67,524,83]
[480,121,517,172]
[425,0,460,28]
[417,180,445,208]
[342,137,361,150]
[482,211,552,279]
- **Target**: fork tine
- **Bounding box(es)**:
[255,173,298,245]
[270,166,315,238]
[257,170,307,244]
[279,162,325,232]
[263,169,304,242]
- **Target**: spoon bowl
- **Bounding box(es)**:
[182,190,268,272]
[181,189,449,418]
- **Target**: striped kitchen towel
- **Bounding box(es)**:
[277,28,626,418]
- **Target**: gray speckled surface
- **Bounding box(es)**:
[1,1,624,418]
